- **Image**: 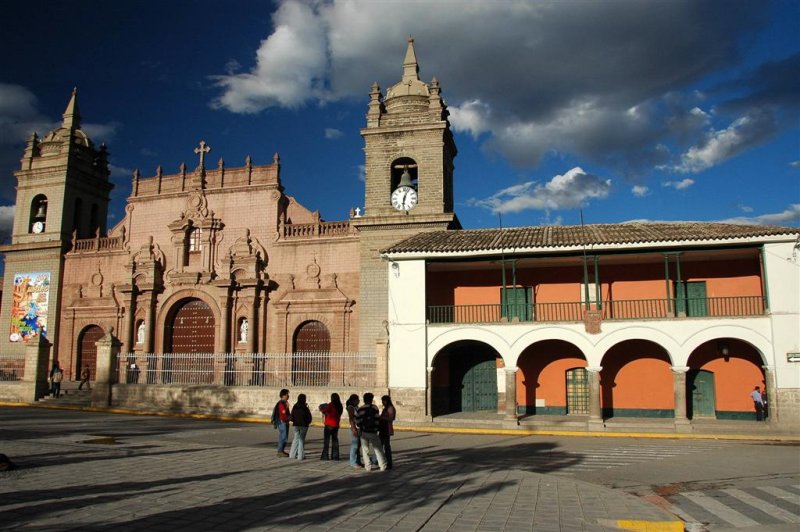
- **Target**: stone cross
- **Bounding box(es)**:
[194,140,211,169]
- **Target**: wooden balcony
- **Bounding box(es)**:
[427,296,767,324]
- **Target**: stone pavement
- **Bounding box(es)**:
[0,408,682,531]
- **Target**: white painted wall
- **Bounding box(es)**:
[387,259,428,388]
[764,242,800,388]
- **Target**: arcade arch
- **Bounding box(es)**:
[430,340,505,416]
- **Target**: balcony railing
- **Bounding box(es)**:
[427,296,766,324]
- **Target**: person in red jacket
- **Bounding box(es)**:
[272,389,291,457]
[319,393,344,460]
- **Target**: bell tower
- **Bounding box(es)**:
[0,89,113,358]
[353,38,459,350]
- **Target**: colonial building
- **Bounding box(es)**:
[1,40,798,431]
[383,224,800,429]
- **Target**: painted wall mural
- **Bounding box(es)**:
[9,272,50,342]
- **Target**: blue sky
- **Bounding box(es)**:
[1,0,798,235]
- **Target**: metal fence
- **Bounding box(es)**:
[0,356,25,381]
[116,352,376,388]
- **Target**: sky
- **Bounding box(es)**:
[1,0,798,237]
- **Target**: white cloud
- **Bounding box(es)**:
[662,178,695,190]
[790,160,800,168]
[449,99,493,139]
[631,185,649,197]
[209,0,775,179]
[670,112,776,173]
[720,204,800,225]
[108,164,134,179]
[212,1,329,112]
[469,167,611,213]
[738,204,753,213]
[356,164,365,182]
[325,128,343,139]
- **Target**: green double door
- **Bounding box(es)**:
[675,281,708,316]
[460,355,498,412]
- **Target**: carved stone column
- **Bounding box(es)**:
[247,291,258,353]
[671,365,691,432]
[218,292,231,353]
[92,327,121,407]
[587,366,604,431]
[504,367,519,424]
[118,285,136,353]
[144,291,156,353]
[763,365,777,424]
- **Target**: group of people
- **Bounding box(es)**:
[272,389,396,472]
[47,362,92,398]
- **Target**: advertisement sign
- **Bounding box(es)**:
[9,272,50,342]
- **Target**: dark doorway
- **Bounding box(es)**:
[77,325,104,379]
[688,369,716,418]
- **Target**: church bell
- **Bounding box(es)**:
[34,203,47,219]
[398,167,413,187]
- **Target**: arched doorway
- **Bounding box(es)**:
[431,340,501,416]
[165,299,215,384]
[686,339,764,420]
[292,320,331,386]
[687,369,716,418]
[77,325,104,380]
[517,340,587,416]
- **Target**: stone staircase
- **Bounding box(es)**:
[37,381,92,407]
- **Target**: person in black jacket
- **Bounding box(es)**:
[355,393,387,471]
[288,394,312,460]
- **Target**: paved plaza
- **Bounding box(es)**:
[0,406,685,531]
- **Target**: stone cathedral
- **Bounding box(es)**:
[0,39,457,416]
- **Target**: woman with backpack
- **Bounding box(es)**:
[319,393,343,460]
[288,394,312,460]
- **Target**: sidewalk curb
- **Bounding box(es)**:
[2,401,798,442]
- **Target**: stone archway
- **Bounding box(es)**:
[292,320,331,386]
[164,298,215,384]
[431,340,503,416]
[77,325,104,380]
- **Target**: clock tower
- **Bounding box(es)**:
[353,38,459,350]
[0,89,113,360]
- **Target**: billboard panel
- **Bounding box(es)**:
[9,272,51,342]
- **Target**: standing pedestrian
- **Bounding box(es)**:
[751,385,764,421]
[346,394,361,468]
[289,393,312,460]
[272,389,291,456]
[320,393,343,460]
[50,362,63,398]
[78,365,91,390]
[355,393,387,472]
[379,395,396,470]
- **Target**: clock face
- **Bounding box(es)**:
[32,221,44,234]
[391,186,418,211]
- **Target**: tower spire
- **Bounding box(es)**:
[62,87,81,130]
[402,36,419,82]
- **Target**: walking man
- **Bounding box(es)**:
[272,389,291,456]
[78,365,91,390]
[355,393,387,472]
[751,386,764,421]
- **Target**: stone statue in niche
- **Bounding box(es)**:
[136,322,145,345]
[239,318,248,344]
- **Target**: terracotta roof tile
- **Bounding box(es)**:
[383,222,799,254]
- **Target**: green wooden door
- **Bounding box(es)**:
[675,281,708,317]
[501,287,532,321]
[462,359,497,411]
[689,370,716,418]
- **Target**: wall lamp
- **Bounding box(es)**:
[391,262,400,278]
[717,340,730,359]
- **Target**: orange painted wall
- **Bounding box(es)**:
[516,340,586,407]
[601,341,673,410]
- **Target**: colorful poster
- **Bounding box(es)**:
[9,272,50,342]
